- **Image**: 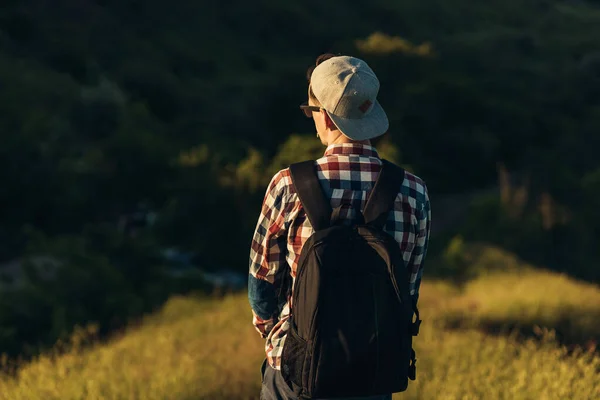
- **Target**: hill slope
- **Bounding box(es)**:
[1,249,599,400]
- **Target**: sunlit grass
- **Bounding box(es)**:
[439,245,600,346]
[0,295,265,400]
[0,248,599,399]
[442,270,600,344]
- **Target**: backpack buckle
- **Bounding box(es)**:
[408,349,417,381]
[410,318,421,336]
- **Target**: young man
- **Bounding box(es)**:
[249,54,431,400]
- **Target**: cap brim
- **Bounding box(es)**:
[326,100,389,141]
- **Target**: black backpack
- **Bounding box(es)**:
[280,159,421,399]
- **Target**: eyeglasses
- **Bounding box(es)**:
[300,102,324,118]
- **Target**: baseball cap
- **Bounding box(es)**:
[310,56,389,141]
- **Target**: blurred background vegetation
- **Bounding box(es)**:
[1,0,600,390]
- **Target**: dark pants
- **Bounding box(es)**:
[260,359,392,400]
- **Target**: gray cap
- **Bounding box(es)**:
[311,56,389,141]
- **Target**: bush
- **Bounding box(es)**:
[0,227,207,358]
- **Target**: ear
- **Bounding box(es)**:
[323,111,336,130]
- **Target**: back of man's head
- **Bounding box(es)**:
[305,54,389,142]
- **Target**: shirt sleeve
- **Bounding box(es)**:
[409,184,431,304]
[248,171,289,338]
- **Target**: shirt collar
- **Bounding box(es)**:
[323,143,380,158]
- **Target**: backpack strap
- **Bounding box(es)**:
[363,159,405,229]
[289,160,332,231]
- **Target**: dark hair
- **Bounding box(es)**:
[307,53,340,105]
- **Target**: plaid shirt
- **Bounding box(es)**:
[248,143,431,370]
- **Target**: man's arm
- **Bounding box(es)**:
[409,185,431,305]
[248,171,288,338]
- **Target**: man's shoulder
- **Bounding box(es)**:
[268,161,323,195]
[400,170,429,207]
[267,168,294,195]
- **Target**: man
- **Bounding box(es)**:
[249,54,431,400]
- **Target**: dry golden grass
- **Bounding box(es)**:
[0,249,599,399]
[0,295,264,400]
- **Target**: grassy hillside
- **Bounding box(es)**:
[0,248,599,400]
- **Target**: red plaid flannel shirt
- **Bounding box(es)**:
[248,143,431,370]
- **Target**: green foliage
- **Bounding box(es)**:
[440,235,470,281]
[356,32,434,57]
[459,191,600,282]
[266,134,325,177]
[434,238,534,284]
[582,168,600,224]
[0,227,208,358]
[226,148,269,194]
